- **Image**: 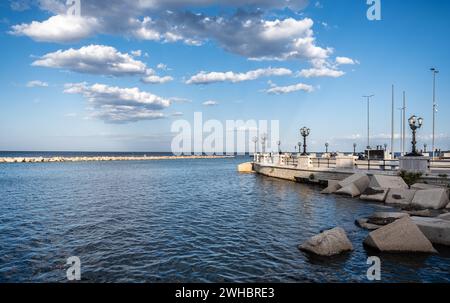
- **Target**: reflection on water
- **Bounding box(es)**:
[0,157,449,282]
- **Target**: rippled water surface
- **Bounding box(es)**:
[1,157,449,282]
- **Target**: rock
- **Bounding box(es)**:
[355,218,382,230]
[405,209,434,217]
[363,217,436,253]
[321,180,341,194]
[411,183,441,190]
[385,188,417,205]
[336,183,361,197]
[412,217,450,246]
[299,227,353,256]
[339,173,370,193]
[411,189,450,210]
[237,162,253,173]
[360,187,389,202]
[369,175,408,189]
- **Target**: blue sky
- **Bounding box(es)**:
[0,0,449,152]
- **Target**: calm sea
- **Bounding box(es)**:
[0,154,449,282]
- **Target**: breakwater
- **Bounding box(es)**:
[0,155,234,164]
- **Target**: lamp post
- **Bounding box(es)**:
[363,95,375,150]
[406,115,424,157]
[353,143,357,156]
[261,134,267,154]
[300,127,311,156]
[277,141,281,155]
[430,68,439,159]
[325,142,329,154]
[384,143,388,152]
[252,137,258,155]
[424,143,428,153]
[297,142,302,156]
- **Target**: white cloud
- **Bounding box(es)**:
[335,56,358,65]
[157,63,170,70]
[141,75,174,84]
[32,45,148,76]
[265,82,314,94]
[131,50,142,57]
[64,82,170,123]
[203,100,219,106]
[187,67,292,85]
[10,15,99,43]
[26,80,49,87]
[298,67,345,78]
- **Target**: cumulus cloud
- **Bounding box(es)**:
[10,15,99,43]
[203,100,219,106]
[141,69,174,84]
[265,82,314,94]
[64,82,170,123]
[298,67,345,78]
[26,80,49,87]
[335,56,358,65]
[32,45,148,76]
[187,67,292,85]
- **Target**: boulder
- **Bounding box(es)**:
[411,189,450,210]
[360,187,389,202]
[385,188,417,205]
[369,175,408,189]
[237,162,254,173]
[299,227,353,256]
[321,180,341,194]
[412,217,450,246]
[338,173,370,193]
[336,183,361,197]
[411,183,441,190]
[364,217,436,253]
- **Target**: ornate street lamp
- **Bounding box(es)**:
[325,142,329,154]
[252,137,258,155]
[406,115,424,157]
[353,143,357,156]
[261,134,267,154]
[300,127,311,156]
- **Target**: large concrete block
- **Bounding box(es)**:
[237,162,254,173]
[299,227,353,256]
[411,189,450,210]
[321,180,341,194]
[412,217,450,246]
[385,188,417,205]
[336,183,361,197]
[438,213,450,221]
[338,173,370,193]
[364,217,436,253]
[369,175,408,189]
[360,187,389,202]
[411,183,441,190]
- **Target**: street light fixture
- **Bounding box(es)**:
[406,115,424,157]
[325,142,329,154]
[261,134,267,154]
[353,143,357,156]
[363,95,375,150]
[300,127,311,156]
[252,137,258,155]
[277,141,281,154]
[430,67,439,159]
[424,143,428,153]
[297,142,302,155]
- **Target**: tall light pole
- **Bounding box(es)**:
[391,85,395,159]
[252,137,258,155]
[431,68,439,159]
[261,134,267,154]
[363,95,375,150]
[402,92,407,156]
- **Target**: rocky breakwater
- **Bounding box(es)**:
[0,155,234,164]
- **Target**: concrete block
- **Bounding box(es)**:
[299,227,353,256]
[360,187,389,202]
[411,189,450,210]
[364,217,436,253]
[369,175,408,189]
[385,188,417,205]
[412,217,450,246]
[336,183,361,197]
[411,183,441,190]
[338,173,370,193]
[321,180,341,194]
